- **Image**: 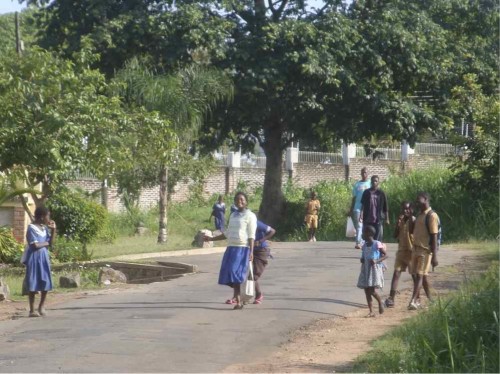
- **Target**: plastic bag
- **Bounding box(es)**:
[241,261,255,300]
[346,217,356,238]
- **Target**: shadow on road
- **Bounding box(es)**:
[51,300,349,316]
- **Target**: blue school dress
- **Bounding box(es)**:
[218,209,257,286]
[357,240,385,289]
[24,224,53,292]
[212,202,226,231]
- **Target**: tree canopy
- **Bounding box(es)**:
[18,0,500,226]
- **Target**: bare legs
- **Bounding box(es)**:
[410,274,432,307]
[232,284,243,309]
[308,228,316,241]
[364,287,384,317]
[28,291,48,317]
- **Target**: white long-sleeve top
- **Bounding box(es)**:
[226,209,257,247]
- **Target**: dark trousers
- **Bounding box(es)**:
[366,222,383,241]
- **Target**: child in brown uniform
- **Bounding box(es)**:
[385,201,415,308]
[305,191,321,242]
[408,192,440,310]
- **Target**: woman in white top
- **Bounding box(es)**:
[206,192,256,310]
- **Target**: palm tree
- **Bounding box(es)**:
[115,59,233,243]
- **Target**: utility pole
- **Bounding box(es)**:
[15,11,23,55]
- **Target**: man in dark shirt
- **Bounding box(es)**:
[360,175,389,241]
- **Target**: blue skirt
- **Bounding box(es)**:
[218,246,250,286]
[25,247,53,292]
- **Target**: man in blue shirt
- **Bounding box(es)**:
[348,167,371,248]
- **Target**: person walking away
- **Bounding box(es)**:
[359,175,389,241]
[209,195,226,231]
[408,192,440,310]
[22,206,56,317]
[248,220,276,305]
[205,192,257,310]
[304,191,321,242]
[357,225,388,317]
[348,167,371,249]
[385,201,415,308]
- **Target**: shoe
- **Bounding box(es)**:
[233,304,244,310]
[355,244,361,249]
[384,298,395,308]
[313,237,317,242]
[408,302,418,310]
[29,311,40,318]
[253,294,264,304]
[308,239,313,242]
[38,308,48,317]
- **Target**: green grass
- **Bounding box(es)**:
[1,266,102,301]
[88,195,262,259]
[352,242,499,373]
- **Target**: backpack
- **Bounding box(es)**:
[425,210,442,247]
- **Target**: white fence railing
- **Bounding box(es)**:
[215,142,455,168]
[414,142,456,155]
[298,151,343,164]
[355,146,402,160]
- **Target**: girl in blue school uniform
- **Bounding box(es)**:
[22,206,57,317]
[209,195,226,231]
[205,191,257,310]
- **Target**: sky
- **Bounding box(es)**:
[0,0,26,14]
[0,0,330,15]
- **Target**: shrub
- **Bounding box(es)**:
[0,226,23,264]
[51,237,90,263]
[47,188,113,245]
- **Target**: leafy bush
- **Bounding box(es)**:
[51,237,90,263]
[47,188,113,245]
[353,262,499,373]
[0,226,23,264]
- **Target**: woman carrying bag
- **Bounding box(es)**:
[205,191,257,310]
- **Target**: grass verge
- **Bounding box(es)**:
[352,242,499,373]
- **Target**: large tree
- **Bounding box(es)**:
[25,0,498,226]
[0,48,126,207]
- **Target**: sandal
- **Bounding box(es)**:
[233,304,244,310]
[253,295,264,304]
[38,308,48,317]
[29,311,40,318]
[225,298,237,305]
[365,312,376,318]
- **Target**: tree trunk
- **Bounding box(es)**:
[157,166,168,244]
[259,121,285,227]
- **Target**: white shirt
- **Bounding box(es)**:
[226,209,257,247]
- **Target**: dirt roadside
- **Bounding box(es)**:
[0,283,140,322]
[223,251,490,373]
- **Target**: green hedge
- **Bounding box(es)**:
[279,167,499,243]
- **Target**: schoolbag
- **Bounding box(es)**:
[425,210,442,247]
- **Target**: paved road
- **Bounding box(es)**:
[0,242,468,372]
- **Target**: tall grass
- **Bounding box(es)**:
[352,261,500,373]
[280,167,499,242]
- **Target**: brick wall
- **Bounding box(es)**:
[65,155,452,212]
[12,207,27,243]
